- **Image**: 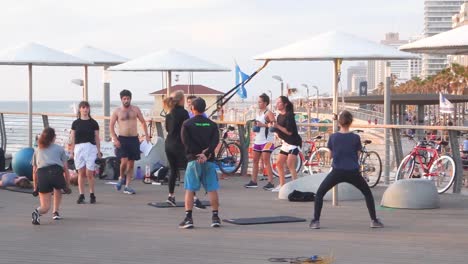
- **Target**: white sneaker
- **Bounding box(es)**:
[271,186,281,192]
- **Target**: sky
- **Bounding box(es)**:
[0,0,424,102]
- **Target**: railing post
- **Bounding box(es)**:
[155,121,165,139]
[449,130,463,193]
[42,114,49,128]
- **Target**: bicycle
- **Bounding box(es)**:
[215,125,243,175]
[395,135,456,194]
[353,130,382,188]
[270,135,332,178]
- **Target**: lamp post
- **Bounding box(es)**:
[272,75,284,96]
[312,85,319,118]
[267,90,273,110]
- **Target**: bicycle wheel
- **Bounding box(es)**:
[270,146,302,178]
[395,154,415,180]
[217,142,243,175]
[306,147,332,174]
[361,151,382,188]
[429,155,456,194]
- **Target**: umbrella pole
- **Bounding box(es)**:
[103,66,111,141]
[332,58,342,206]
[84,65,89,101]
[166,70,172,97]
[28,63,33,147]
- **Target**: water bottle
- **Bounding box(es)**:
[144,165,152,184]
[136,166,143,180]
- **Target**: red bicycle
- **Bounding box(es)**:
[396,135,456,194]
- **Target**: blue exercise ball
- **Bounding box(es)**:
[12,147,34,180]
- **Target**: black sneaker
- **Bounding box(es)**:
[179,217,194,229]
[32,209,40,225]
[262,182,275,191]
[244,181,258,188]
[52,211,62,220]
[166,196,176,207]
[309,220,320,229]
[90,194,96,204]
[211,215,221,228]
[194,198,206,209]
[77,194,85,204]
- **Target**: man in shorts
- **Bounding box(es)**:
[179,98,221,229]
[110,89,149,194]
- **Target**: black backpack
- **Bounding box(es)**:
[288,190,315,202]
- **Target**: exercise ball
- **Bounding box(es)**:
[12,147,34,180]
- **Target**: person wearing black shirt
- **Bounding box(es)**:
[309,110,383,229]
[268,96,302,191]
[179,98,221,229]
[70,101,101,204]
[163,90,190,206]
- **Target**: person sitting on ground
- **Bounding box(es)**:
[0,172,33,188]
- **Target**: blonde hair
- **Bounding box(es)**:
[163,90,185,112]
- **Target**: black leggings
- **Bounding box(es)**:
[165,147,186,194]
[313,169,377,221]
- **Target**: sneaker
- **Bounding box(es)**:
[179,217,194,229]
[123,186,136,195]
[194,198,206,209]
[52,211,62,220]
[271,186,282,192]
[262,182,275,191]
[309,220,320,229]
[77,194,85,204]
[244,181,258,188]
[115,178,125,191]
[211,215,221,228]
[90,194,96,204]
[166,196,176,207]
[32,209,40,225]
[370,218,384,228]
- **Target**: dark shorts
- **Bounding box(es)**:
[116,136,140,161]
[37,165,66,193]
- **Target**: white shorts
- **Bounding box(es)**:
[74,142,98,170]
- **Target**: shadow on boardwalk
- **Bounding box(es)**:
[1,176,468,264]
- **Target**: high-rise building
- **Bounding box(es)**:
[346,62,367,94]
[449,3,468,66]
[422,0,466,77]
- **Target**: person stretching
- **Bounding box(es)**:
[310,110,384,229]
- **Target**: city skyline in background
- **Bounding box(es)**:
[0,0,462,102]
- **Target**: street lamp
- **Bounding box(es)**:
[272,75,284,96]
[267,90,273,110]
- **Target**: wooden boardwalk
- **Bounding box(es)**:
[1,175,468,264]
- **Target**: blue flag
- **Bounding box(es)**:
[235,63,250,99]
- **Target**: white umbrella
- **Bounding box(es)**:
[108,49,230,96]
[399,25,468,55]
[67,45,128,100]
[255,31,416,205]
[0,42,92,147]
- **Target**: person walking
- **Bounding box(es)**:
[31,127,71,225]
[163,90,190,206]
[70,101,101,204]
[269,96,302,192]
[310,110,384,229]
[110,89,149,194]
[179,98,221,229]
[244,93,275,190]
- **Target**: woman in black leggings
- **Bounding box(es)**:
[310,110,384,229]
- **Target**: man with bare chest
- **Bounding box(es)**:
[110,90,149,194]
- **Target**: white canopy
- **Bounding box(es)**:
[399,25,468,55]
[108,49,230,72]
[0,42,91,147]
[0,42,91,66]
[67,45,128,66]
[255,31,418,61]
